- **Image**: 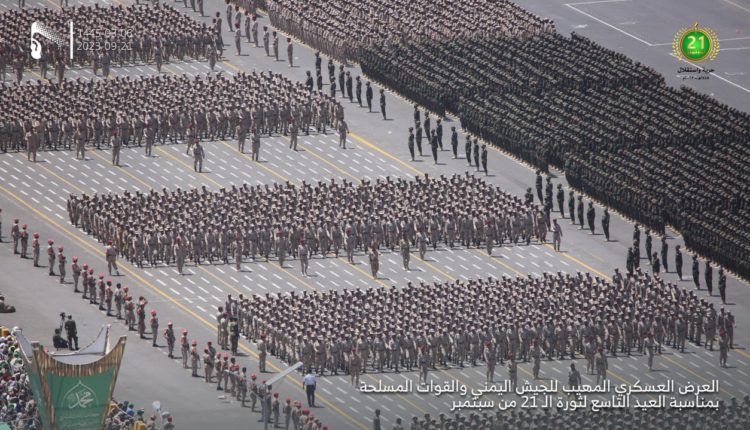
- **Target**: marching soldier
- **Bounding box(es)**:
[164,322,176,358]
[368,245,379,279]
[11,220,20,254]
[191,345,200,377]
[251,128,261,161]
[507,355,518,392]
[193,140,205,172]
[644,332,655,370]
[20,225,29,259]
[203,348,214,383]
[595,348,608,385]
[180,329,189,368]
[150,310,159,347]
[287,38,294,67]
[298,240,309,276]
[32,233,40,266]
[692,255,700,289]
[71,256,81,292]
[718,267,727,305]
[57,246,66,284]
[105,240,119,276]
[47,239,56,276]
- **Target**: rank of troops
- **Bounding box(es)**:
[357,20,750,281]
[226,0,265,17]
[360,32,660,117]
[265,0,553,63]
[5,217,329,430]
[240,269,732,387]
[0,70,341,159]
[65,173,554,275]
[399,396,750,429]
[566,115,750,280]
[0,3,214,83]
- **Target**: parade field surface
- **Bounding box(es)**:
[0,0,749,429]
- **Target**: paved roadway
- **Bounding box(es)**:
[1,0,749,428]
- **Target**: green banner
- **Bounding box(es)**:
[15,327,127,430]
[46,369,115,430]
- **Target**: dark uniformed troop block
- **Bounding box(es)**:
[357,28,750,281]
[264,0,554,63]
[360,32,662,117]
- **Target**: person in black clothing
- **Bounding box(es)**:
[601,208,610,241]
[305,71,314,92]
[327,59,335,84]
[586,201,595,234]
[53,328,68,349]
[535,171,543,203]
[705,261,713,296]
[365,82,373,112]
[355,76,362,106]
[626,247,634,274]
[465,136,472,166]
[64,314,78,350]
[407,127,415,161]
[576,196,584,228]
[692,255,700,289]
[379,89,386,119]
[430,131,438,164]
[435,119,443,150]
[675,245,683,280]
[472,139,479,170]
[415,125,423,156]
[481,145,488,174]
[568,191,575,225]
[450,126,458,159]
[345,72,353,102]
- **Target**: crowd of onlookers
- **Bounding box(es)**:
[0,330,40,429]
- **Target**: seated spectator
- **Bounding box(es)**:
[53,328,68,350]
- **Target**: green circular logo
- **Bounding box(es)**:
[680,30,712,61]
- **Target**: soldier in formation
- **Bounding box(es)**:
[264,0,553,63]
[0,2,213,81]
[67,173,549,275]
[0,71,339,160]
[236,268,728,381]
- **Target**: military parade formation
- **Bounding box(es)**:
[2,0,749,428]
[245,270,733,383]
[0,3,213,82]
[65,173,552,275]
[4,215,330,430]
[357,19,750,283]
[0,70,341,162]
[265,0,554,63]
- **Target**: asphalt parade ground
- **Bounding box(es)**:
[1,0,749,428]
